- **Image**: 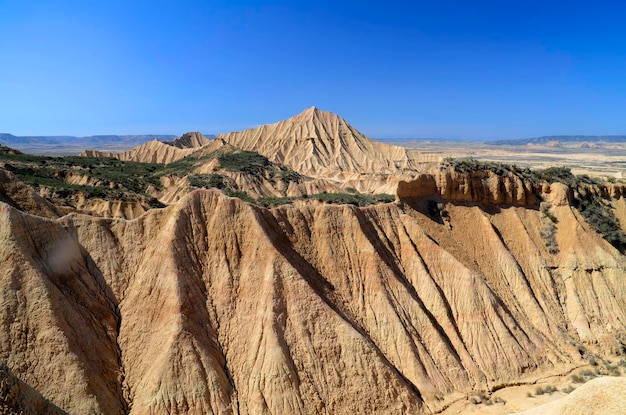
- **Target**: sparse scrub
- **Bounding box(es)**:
[562,385,575,394]
[276,167,302,183]
[534,385,557,396]
[223,189,255,203]
[608,365,621,376]
[534,166,578,186]
[540,203,559,253]
[218,151,271,175]
[255,196,296,208]
[575,195,626,250]
[313,192,395,207]
[492,396,506,404]
[188,174,225,189]
[469,393,488,405]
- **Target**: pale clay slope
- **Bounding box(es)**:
[2,164,626,413]
[80,132,210,163]
[216,106,439,177]
[511,376,626,415]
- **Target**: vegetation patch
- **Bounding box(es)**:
[218,151,272,175]
[188,174,226,189]
[540,203,559,254]
[312,192,395,207]
[533,385,557,396]
[575,195,626,250]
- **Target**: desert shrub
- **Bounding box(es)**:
[277,167,302,183]
[540,220,559,254]
[542,208,558,224]
[534,385,557,396]
[607,365,621,376]
[562,385,575,394]
[223,189,254,203]
[469,393,488,404]
[539,203,559,253]
[313,192,395,207]
[571,374,584,383]
[218,151,271,175]
[580,369,596,379]
[255,196,296,208]
[534,166,578,186]
[492,396,505,404]
[576,195,626,249]
[188,174,225,189]
[442,158,514,176]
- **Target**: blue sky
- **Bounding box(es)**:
[1,0,626,139]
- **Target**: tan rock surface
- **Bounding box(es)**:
[216,107,435,178]
[511,377,626,415]
[80,133,211,164]
[168,132,211,149]
[1,173,626,413]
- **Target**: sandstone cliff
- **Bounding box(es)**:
[2,162,626,413]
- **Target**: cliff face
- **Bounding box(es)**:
[397,167,543,206]
[2,163,626,414]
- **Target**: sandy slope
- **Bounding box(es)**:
[2,166,626,413]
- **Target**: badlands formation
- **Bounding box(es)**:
[1,108,626,414]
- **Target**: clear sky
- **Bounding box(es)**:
[2,0,626,139]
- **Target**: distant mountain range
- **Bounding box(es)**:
[489,135,626,145]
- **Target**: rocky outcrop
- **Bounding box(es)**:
[2,181,626,413]
[0,169,63,218]
[168,132,210,149]
[397,167,543,206]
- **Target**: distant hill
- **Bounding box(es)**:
[0,133,182,155]
[489,135,626,145]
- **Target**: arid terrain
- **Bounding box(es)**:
[2,108,626,414]
[391,138,626,180]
